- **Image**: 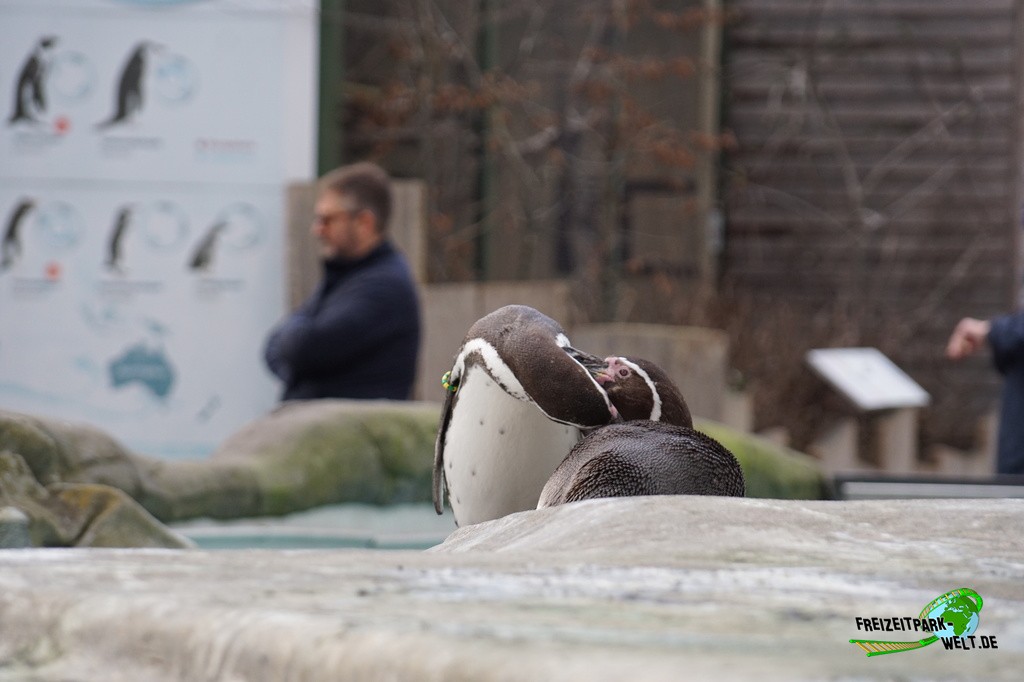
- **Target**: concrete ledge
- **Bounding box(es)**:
[1,496,1021,681]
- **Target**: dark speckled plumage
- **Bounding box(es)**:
[538,421,744,507]
[538,354,743,507]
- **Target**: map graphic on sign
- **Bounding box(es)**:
[108,342,176,399]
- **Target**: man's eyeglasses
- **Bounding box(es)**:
[313,208,361,227]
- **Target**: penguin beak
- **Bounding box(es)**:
[565,346,617,385]
[564,346,607,375]
[563,346,620,420]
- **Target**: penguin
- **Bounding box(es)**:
[433,305,618,526]
[96,42,159,129]
[1,198,35,272]
[537,355,744,507]
[105,205,133,273]
[188,221,227,272]
[8,37,56,124]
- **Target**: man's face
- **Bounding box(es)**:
[311,190,365,260]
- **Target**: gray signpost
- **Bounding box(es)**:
[806,348,930,472]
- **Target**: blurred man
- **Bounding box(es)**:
[946,313,1024,474]
[264,162,420,400]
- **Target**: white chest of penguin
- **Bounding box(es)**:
[443,364,581,526]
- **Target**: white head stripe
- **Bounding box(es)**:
[555,333,571,348]
[620,357,661,421]
[454,337,529,401]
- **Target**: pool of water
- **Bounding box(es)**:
[170,503,456,550]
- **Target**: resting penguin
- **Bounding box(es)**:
[433,305,617,526]
[538,356,744,507]
[188,220,227,272]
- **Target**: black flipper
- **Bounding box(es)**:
[432,385,457,515]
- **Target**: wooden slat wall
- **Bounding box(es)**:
[722,0,1023,450]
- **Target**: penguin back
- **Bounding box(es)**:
[539,421,745,507]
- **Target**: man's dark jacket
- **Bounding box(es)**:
[264,241,420,401]
[988,311,1024,474]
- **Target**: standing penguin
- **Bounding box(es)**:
[105,205,133,273]
[433,305,618,526]
[538,355,744,507]
[1,198,35,272]
[8,37,56,124]
[96,41,159,128]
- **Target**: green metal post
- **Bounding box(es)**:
[318,0,346,176]
[474,0,497,280]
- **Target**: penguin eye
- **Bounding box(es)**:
[616,367,631,379]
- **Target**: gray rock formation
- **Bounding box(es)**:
[0,450,191,549]
[0,401,441,531]
[0,402,828,539]
[0,496,1020,681]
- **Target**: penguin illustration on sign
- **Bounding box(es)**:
[538,355,744,507]
[188,220,227,272]
[104,205,134,274]
[8,37,57,124]
[432,305,618,526]
[1,198,35,272]
[96,41,162,129]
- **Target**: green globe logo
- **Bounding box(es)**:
[923,590,982,640]
[851,588,984,657]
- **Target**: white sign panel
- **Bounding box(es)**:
[806,347,931,412]
[1,1,316,184]
[0,0,317,459]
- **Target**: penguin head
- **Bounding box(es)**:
[450,305,618,428]
[592,356,692,427]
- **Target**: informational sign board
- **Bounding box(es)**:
[806,347,931,412]
[0,0,317,458]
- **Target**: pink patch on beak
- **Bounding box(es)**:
[592,356,620,385]
[600,356,628,384]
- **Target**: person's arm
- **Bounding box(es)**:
[264,311,307,383]
[946,317,991,360]
[265,272,408,380]
[264,289,321,382]
[988,310,1024,374]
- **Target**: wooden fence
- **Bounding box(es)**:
[721,0,1024,450]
